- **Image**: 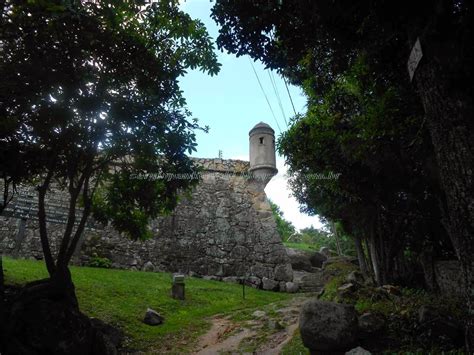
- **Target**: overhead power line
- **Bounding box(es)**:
[267,31,297,120]
[283,76,297,117]
[268,70,288,127]
[248,58,282,134]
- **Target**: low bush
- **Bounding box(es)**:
[87,254,112,269]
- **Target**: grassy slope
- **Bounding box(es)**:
[281,329,309,355]
[283,242,318,252]
[3,257,293,353]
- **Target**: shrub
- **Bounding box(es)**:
[87,254,112,269]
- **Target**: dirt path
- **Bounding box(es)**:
[193,318,257,355]
[192,296,308,354]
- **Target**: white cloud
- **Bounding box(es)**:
[265,159,323,231]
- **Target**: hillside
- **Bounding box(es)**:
[3,257,301,353]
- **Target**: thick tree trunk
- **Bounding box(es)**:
[414,43,474,349]
[354,235,369,278]
[50,265,78,306]
[369,229,383,285]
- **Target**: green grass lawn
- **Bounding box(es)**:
[3,257,293,353]
[283,242,319,252]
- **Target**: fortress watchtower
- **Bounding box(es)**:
[249,122,278,186]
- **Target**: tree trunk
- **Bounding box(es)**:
[332,221,342,255]
[420,245,437,291]
[50,265,78,306]
[369,241,381,285]
[369,220,388,285]
[364,237,376,283]
[354,235,369,278]
[37,172,56,276]
[0,255,5,352]
[414,39,474,349]
[369,229,383,285]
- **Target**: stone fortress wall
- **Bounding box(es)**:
[0,123,294,291]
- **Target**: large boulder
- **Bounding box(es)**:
[319,246,332,257]
[300,300,358,353]
[309,251,327,268]
[357,312,387,351]
[142,261,155,272]
[417,305,464,345]
[274,263,293,282]
[3,284,120,355]
[262,277,279,291]
[286,248,313,272]
[90,318,124,355]
[358,312,385,336]
[285,281,299,293]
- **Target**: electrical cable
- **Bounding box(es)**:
[248,58,282,133]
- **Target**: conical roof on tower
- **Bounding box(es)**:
[249,121,274,136]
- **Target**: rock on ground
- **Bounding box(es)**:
[252,310,266,318]
[337,282,359,299]
[345,346,372,355]
[142,261,155,272]
[143,308,164,326]
[90,318,124,355]
[417,305,464,345]
[285,281,299,293]
[299,300,358,352]
[358,312,385,336]
[274,263,293,282]
[2,284,120,355]
[319,246,332,257]
[309,251,327,268]
[262,277,279,291]
[346,270,364,284]
[285,248,314,272]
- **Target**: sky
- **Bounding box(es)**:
[178,0,323,230]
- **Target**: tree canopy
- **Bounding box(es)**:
[0,0,220,280]
[269,199,295,242]
[212,3,473,341]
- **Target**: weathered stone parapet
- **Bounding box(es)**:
[0,158,293,291]
[192,157,250,173]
